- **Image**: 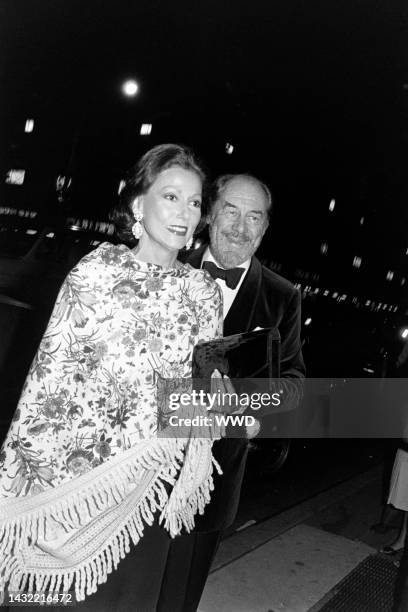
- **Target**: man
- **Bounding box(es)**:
[158,173,305,611]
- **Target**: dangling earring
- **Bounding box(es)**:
[132,210,143,240]
[185,237,193,250]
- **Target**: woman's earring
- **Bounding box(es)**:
[185,237,193,250]
[132,210,144,240]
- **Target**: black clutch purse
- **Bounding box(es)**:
[192,327,280,386]
[191,327,295,429]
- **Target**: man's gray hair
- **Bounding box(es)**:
[209,173,273,217]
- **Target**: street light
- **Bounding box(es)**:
[122,79,139,97]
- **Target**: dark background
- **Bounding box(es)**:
[1,1,408,381]
[1,0,408,298]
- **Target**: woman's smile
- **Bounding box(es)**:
[167,224,188,236]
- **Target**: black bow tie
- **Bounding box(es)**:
[202,261,245,290]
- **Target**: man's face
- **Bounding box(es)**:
[208,177,269,268]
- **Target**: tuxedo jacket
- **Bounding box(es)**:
[186,245,305,531]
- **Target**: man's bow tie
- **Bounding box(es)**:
[202,261,245,289]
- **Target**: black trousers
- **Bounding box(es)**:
[157,530,221,612]
[3,525,221,612]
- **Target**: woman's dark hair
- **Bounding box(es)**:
[110,143,207,245]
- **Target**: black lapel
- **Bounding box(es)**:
[224,257,263,336]
[185,244,206,269]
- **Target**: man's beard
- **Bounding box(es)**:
[213,232,253,268]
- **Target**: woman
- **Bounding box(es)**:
[381,449,408,557]
[0,144,223,609]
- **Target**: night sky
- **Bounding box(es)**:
[1,0,408,293]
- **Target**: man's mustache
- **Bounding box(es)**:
[222,230,250,243]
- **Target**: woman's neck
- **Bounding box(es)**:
[131,243,177,270]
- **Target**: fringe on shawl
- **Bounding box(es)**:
[0,437,222,603]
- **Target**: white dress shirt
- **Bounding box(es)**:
[201,247,250,318]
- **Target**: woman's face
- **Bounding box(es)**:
[134,166,202,257]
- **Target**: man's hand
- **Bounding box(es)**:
[210,370,260,439]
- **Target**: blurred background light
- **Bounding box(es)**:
[122,79,139,96]
[24,119,34,133]
[140,123,152,135]
[5,169,25,185]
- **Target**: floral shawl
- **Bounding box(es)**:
[0,242,223,601]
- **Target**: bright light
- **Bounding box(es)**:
[5,169,25,185]
[56,175,71,191]
[140,123,152,135]
[0,207,36,218]
[122,80,139,96]
[401,329,408,340]
[304,318,312,326]
[401,278,406,286]
[386,271,394,281]
[353,256,362,268]
[320,242,328,254]
[25,229,37,235]
[360,216,364,225]
[225,143,234,154]
[329,199,335,212]
[118,180,126,195]
[25,119,34,133]
[46,232,55,238]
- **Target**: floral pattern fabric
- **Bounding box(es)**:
[0,242,223,499]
